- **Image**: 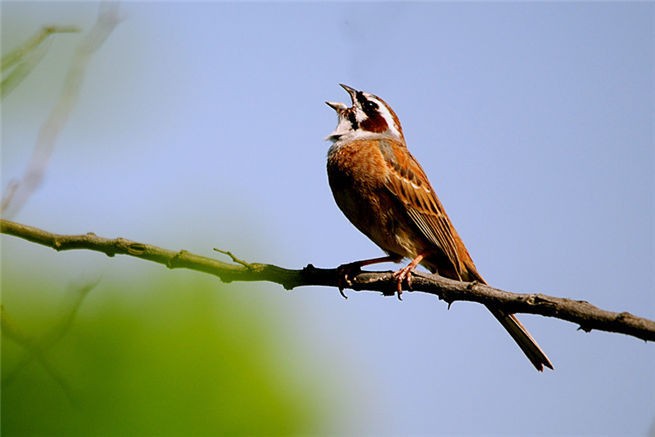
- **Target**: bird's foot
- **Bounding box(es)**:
[391,254,426,301]
[335,262,364,299]
[392,265,416,301]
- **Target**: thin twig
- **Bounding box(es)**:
[214,248,253,269]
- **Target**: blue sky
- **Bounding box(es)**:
[2,2,654,435]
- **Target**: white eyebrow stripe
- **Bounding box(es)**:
[376,102,402,137]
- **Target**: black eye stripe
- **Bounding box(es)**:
[347,111,358,130]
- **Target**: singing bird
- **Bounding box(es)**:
[326,84,553,371]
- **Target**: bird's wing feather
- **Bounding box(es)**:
[378,139,462,276]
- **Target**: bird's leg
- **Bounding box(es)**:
[336,255,400,298]
[392,253,426,300]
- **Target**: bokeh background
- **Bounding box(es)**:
[2,2,654,435]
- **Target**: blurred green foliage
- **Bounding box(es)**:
[2,275,325,435]
[1,25,79,99]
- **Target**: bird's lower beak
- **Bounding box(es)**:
[325,101,347,112]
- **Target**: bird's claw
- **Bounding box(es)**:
[336,262,363,299]
[392,266,415,301]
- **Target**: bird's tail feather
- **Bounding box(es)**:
[458,266,553,371]
[488,307,553,371]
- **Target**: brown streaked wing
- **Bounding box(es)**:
[378,139,462,277]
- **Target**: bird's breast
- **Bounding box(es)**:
[326,139,420,259]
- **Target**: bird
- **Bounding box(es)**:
[325,84,553,371]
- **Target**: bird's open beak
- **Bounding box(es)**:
[325,84,358,141]
[325,84,358,113]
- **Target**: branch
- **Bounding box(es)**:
[2,218,654,342]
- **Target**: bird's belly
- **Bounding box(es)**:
[327,163,420,260]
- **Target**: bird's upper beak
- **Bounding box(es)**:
[339,83,358,104]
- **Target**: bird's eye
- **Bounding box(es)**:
[364,100,378,111]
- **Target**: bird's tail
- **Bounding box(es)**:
[488,307,553,371]
[428,258,553,370]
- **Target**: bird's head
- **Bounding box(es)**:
[326,84,404,143]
